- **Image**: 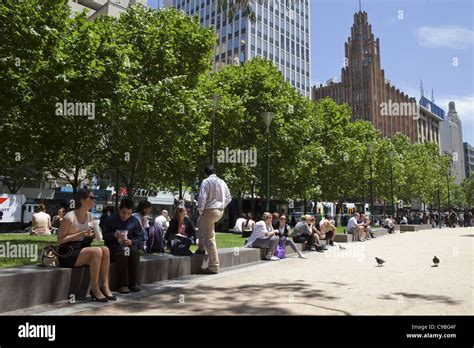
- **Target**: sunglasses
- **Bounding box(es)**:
[87,196,97,200]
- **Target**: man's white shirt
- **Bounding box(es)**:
[197,174,232,215]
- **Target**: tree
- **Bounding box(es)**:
[462,175,474,208]
[99,6,216,197]
[0,0,71,192]
[313,98,380,212]
[203,58,324,215]
[217,0,261,22]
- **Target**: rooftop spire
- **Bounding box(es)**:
[431,89,435,103]
[420,78,424,98]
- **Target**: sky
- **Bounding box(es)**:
[149,0,474,143]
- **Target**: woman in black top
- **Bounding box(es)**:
[165,207,196,248]
[276,215,306,259]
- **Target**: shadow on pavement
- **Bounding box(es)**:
[75,280,350,315]
[377,292,461,306]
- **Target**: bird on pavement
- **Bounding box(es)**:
[339,245,346,250]
[375,257,385,266]
[433,256,440,267]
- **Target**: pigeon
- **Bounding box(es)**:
[375,257,385,266]
[433,256,440,267]
[339,245,346,250]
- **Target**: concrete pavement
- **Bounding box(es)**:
[7,227,473,316]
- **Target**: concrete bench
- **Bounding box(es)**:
[0,243,308,314]
[399,224,433,232]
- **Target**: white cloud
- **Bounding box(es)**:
[415,26,474,50]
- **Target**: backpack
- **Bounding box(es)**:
[274,240,286,259]
[145,223,166,253]
[170,235,192,256]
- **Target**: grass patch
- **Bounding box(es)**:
[0,232,245,269]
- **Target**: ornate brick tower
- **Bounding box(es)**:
[312,11,417,142]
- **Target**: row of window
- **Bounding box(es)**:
[251,20,310,49]
[248,50,310,93]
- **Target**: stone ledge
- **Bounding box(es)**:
[399,224,433,232]
[0,243,306,314]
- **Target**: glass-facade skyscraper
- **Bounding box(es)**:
[164,0,311,97]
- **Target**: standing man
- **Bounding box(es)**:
[196,165,232,274]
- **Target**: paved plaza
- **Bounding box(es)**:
[9,227,473,316]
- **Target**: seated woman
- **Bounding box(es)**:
[241,212,256,238]
[308,216,327,250]
[276,214,306,259]
[165,207,196,248]
[57,190,115,302]
[244,212,280,261]
[318,215,336,246]
[31,204,52,236]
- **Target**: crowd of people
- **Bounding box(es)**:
[396,209,473,228]
[29,163,474,302]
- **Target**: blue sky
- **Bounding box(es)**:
[149,0,473,143]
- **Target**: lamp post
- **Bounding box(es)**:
[262,112,274,212]
[437,164,441,229]
[388,150,395,218]
[210,94,220,166]
[366,143,375,220]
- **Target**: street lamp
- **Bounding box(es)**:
[366,143,374,220]
[210,94,220,166]
[262,111,274,212]
[443,152,452,212]
[388,150,395,218]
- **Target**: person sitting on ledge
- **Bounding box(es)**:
[319,214,337,246]
[165,206,196,248]
[347,213,366,241]
[291,215,321,252]
[241,212,256,238]
[103,198,145,294]
[276,214,306,259]
[244,212,280,261]
[382,215,395,234]
[57,190,115,302]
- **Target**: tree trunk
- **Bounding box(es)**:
[237,190,242,216]
[303,198,307,214]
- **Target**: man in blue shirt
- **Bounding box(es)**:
[103,199,144,294]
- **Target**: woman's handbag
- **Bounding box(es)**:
[41,245,73,267]
[274,240,286,259]
[170,235,192,256]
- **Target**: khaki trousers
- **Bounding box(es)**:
[198,208,224,272]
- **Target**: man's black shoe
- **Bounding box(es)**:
[129,285,141,292]
[118,286,130,294]
[200,268,218,274]
[329,241,334,246]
